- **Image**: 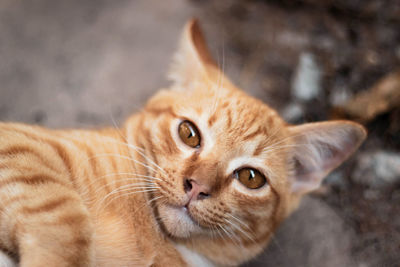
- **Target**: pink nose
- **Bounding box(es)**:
[183,178,210,201]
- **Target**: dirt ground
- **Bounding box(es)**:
[0,0,399,266]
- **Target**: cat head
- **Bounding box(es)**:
[126,20,366,264]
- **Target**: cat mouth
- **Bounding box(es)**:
[158,203,204,238]
[169,204,198,224]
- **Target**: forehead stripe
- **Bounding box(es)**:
[242,126,264,141]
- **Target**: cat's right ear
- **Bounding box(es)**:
[287,121,367,196]
[168,19,219,88]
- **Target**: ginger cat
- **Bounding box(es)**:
[0,20,366,267]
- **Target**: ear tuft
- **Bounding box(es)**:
[288,121,366,195]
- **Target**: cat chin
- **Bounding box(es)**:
[158,204,204,238]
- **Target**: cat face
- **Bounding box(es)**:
[144,82,290,241]
[127,20,366,256]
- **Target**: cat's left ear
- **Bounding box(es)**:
[287,121,367,195]
[168,19,220,88]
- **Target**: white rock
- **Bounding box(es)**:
[353,151,400,188]
[292,52,322,101]
[329,86,352,107]
[281,102,304,122]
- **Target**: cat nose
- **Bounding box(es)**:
[183,178,210,201]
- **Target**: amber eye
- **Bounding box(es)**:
[178,121,201,148]
[234,168,267,189]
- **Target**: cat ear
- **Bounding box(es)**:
[168,19,219,88]
[287,121,366,195]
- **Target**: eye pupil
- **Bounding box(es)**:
[178,121,201,148]
[249,169,255,180]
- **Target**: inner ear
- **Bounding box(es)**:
[189,20,218,68]
[287,121,366,195]
[168,19,224,88]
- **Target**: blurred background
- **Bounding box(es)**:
[0,0,399,266]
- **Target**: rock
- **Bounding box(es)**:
[292,52,322,101]
[325,170,347,189]
[329,86,352,107]
[281,102,304,122]
[337,70,400,122]
[353,151,400,188]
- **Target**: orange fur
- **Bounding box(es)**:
[0,20,366,267]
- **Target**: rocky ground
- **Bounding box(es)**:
[0,0,399,266]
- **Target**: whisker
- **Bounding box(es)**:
[95,186,158,215]
[95,188,158,216]
[264,129,326,154]
[216,223,230,242]
[213,224,226,241]
[82,175,161,202]
[88,153,160,175]
[218,222,242,248]
[83,173,161,193]
[108,109,131,147]
[224,218,256,244]
[131,195,164,216]
[93,172,162,181]
[264,125,284,147]
[262,143,311,154]
[98,138,168,176]
[226,213,250,230]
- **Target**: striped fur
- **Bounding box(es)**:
[0,20,366,267]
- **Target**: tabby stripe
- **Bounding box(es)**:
[79,143,99,178]
[73,236,90,248]
[226,109,232,129]
[242,126,264,141]
[106,151,120,194]
[46,139,75,182]
[246,114,258,127]
[159,119,179,155]
[143,113,163,158]
[0,162,38,173]
[64,140,97,198]
[54,213,87,226]
[241,190,280,246]
[253,144,265,156]
[21,196,73,214]
[9,128,75,181]
[0,174,70,189]
[82,143,113,196]
[0,145,60,173]
[208,113,218,127]
[141,121,159,175]
[109,152,118,175]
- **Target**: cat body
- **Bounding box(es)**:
[0,122,187,266]
[0,20,366,267]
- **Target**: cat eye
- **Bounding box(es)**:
[234,168,267,189]
[178,121,201,148]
